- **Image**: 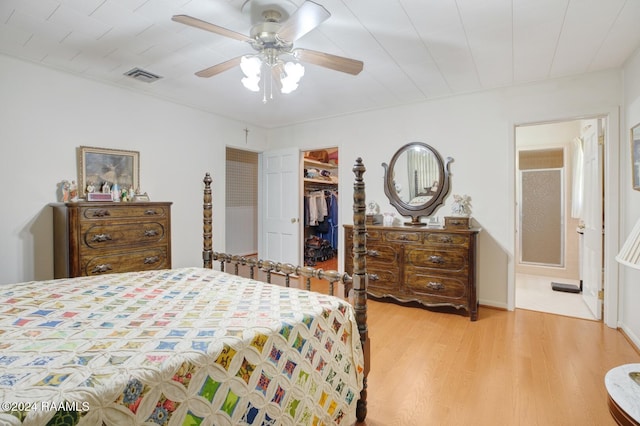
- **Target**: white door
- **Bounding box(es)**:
[260,147,300,265]
[581,120,604,319]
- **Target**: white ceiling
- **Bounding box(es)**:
[1,0,639,128]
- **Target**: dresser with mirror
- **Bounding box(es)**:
[344,142,480,320]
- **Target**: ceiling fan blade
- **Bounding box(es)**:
[172,15,251,42]
[294,48,363,75]
[277,1,331,42]
[195,56,243,78]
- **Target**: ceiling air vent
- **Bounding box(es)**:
[124,67,162,83]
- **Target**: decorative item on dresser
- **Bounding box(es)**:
[445,216,471,230]
[344,224,480,320]
[78,146,140,198]
[51,201,172,278]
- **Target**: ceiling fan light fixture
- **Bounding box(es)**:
[242,76,261,92]
[176,1,364,100]
[241,56,262,92]
[280,61,304,94]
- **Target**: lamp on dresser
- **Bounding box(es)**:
[604,218,640,426]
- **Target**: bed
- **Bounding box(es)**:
[0,159,370,425]
[408,170,437,206]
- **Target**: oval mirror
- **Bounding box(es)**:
[382,142,453,226]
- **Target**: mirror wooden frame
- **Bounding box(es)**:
[382,142,453,226]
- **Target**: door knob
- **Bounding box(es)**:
[291,218,297,223]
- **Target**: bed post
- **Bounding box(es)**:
[203,172,213,269]
[352,158,369,423]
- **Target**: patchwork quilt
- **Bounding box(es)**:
[0,267,364,425]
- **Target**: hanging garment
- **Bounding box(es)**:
[307,191,327,226]
[318,192,338,249]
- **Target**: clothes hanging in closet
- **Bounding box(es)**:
[306,191,328,226]
[317,192,338,250]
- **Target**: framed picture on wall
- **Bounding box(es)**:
[78,146,140,198]
[632,123,640,191]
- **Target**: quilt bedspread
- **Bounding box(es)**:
[0,267,364,426]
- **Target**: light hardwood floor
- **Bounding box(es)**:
[305,258,639,425]
[356,300,640,426]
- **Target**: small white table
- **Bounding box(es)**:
[605,364,640,426]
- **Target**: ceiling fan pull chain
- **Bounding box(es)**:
[270,71,274,100]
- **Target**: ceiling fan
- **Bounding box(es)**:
[171,0,363,94]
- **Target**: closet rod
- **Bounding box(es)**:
[305,185,338,192]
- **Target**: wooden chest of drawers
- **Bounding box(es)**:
[52,202,172,278]
[344,224,479,320]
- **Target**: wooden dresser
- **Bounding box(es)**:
[344,224,479,320]
[52,202,172,278]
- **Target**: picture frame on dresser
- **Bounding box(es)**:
[631,123,640,191]
[78,146,140,197]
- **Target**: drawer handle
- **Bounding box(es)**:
[144,209,158,215]
[144,256,160,264]
[367,249,380,257]
[439,236,453,243]
[91,233,112,242]
[92,209,111,217]
[429,255,445,264]
[144,229,159,237]
[369,274,379,281]
[91,264,112,274]
[427,281,445,291]
[450,220,463,225]
[397,234,408,240]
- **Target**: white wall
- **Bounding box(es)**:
[0,54,268,285]
[267,70,622,309]
[620,48,640,347]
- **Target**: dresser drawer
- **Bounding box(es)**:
[424,232,470,247]
[81,247,170,275]
[345,227,383,242]
[405,273,467,299]
[80,204,169,221]
[384,231,422,242]
[365,229,383,240]
[405,247,468,273]
[80,221,168,251]
[365,243,400,266]
[367,267,400,292]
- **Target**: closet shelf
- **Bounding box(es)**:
[304,159,338,169]
[304,178,337,185]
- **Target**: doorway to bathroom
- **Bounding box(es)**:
[515,118,604,320]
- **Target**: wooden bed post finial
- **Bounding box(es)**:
[203,172,213,269]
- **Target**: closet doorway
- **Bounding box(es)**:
[302,148,339,270]
[514,119,603,320]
